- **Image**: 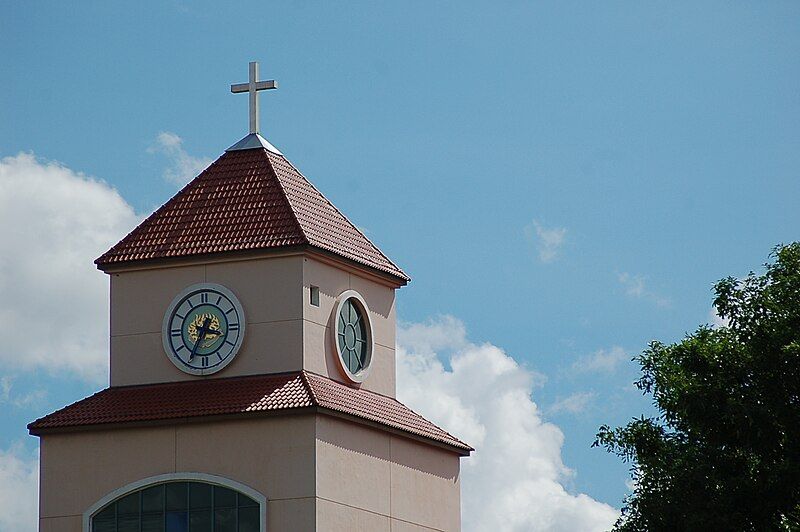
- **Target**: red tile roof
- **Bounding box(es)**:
[95,148,409,282]
[28,371,471,454]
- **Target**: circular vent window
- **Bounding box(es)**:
[333,291,373,383]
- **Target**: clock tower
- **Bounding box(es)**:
[29,62,471,531]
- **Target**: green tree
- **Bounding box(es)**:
[595,243,800,531]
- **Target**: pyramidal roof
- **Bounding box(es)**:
[96,135,409,282]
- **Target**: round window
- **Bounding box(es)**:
[333,291,373,382]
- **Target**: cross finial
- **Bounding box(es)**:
[231,61,277,135]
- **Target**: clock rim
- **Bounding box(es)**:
[331,289,374,384]
[161,282,246,376]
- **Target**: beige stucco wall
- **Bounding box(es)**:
[302,257,397,396]
[110,256,305,386]
[315,416,461,532]
[38,414,462,531]
[39,416,317,531]
[108,254,398,397]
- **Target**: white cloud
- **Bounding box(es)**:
[399,315,469,354]
[617,272,670,308]
[618,272,645,298]
[397,316,618,532]
[572,346,628,374]
[0,376,47,408]
[0,153,140,383]
[525,220,567,263]
[149,131,213,185]
[709,307,730,328]
[549,391,596,415]
[0,443,38,531]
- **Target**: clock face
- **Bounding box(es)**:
[162,283,245,375]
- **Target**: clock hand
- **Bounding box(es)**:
[189,317,212,361]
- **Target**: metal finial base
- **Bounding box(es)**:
[226,133,282,155]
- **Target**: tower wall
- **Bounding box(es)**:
[108,253,397,396]
[109,255,305,387]
[315,416,461,531]
[38,414,461,531]
[301,256,397,397]
[39,416,317,531]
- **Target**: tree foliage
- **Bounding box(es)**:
[595,243,800,531]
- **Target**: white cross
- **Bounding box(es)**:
[231,61,278,135]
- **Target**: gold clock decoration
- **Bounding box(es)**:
[187,313,224,348]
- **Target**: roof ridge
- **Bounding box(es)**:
[265,151,311,246]
[301,370,472,451]
[299,370,320,405]
[268,152,407,279]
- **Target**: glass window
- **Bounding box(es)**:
[117,492,140,516]
[95,505,116,520]
[118,517,140,532]
[142,513,165,532]
[189,483,212,510]
[166,482,188,511]
[91,480,262,532]
[166,512,188,532]
[336,297,370,376]
[142,484,165,513]
[238,507,259,532]
[214,486,237,508]
[237,494,258,508]
[189,510,213,532]
[215,508,236,532]
[92,519,116,532]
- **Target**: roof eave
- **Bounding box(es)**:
[96,244,409,287]
[304,246,409,286]
[94,245,309,273]
[316,406,472,456]
[28,405,471,456]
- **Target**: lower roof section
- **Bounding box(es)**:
[28,370,472,455]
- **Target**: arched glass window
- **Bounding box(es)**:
[90,480,260,532]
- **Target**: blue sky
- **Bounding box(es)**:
[1,1,799,528]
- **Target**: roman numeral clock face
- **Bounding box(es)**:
[161,283,245,375]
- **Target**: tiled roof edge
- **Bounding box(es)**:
[316,406,472,455]
[302,370,472,452]
[27,371,470,453]
[27,387,107,432]
[95,153,225,267]
[386,401,473,452]
[270,153,410,282]
[95,245,406,287]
